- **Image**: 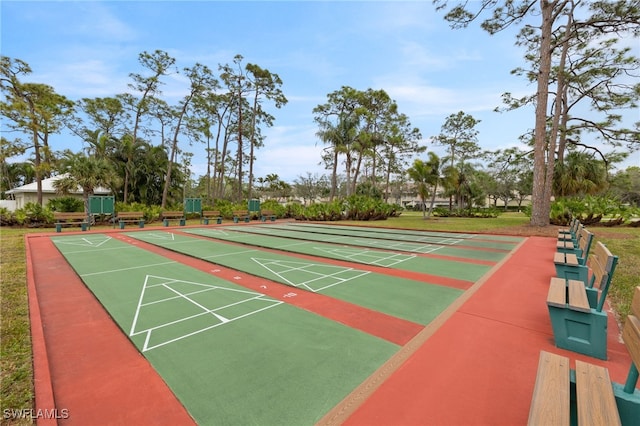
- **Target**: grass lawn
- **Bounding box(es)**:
[2,212,638,423]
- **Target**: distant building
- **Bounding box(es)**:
[2,175,111,211]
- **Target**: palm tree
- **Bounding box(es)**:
[423,152,443,218]
[53,152,118,215]
[407,159,431,219]
[316,113,359,199]
[553,151,608,197]
[115,134,145,203]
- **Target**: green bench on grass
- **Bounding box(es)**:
[162,211,185,227]
[547,241,619,360]
[116,211,145,229]
[54,212,88,232]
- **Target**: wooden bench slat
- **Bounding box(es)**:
[590,257,607,287]
[623,314,640,375]
[554,252,579,266]
[568,280,590,313]
[527,351,570,426]
[54,212,87,220]
[565,253,579,265]
[557,240,575,249]
[162,211,184,218]
[575,360,621,426]
[632,287,640,319]
[117,212,143,218]
[548,278,567,308]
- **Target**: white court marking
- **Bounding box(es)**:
[130,274,282,352]
[51,235,112,248]
[251,257,370,292]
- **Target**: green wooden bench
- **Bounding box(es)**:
[260,210,277,222]
[557,223,586,252]
[54,212,88,232]
[161,211,185,227]
[557,217,580,240]
[529,286,640,425]
[116,211,145,229]
[547,241,619,360]
[202,210,222,225]
[233,210,250,223]
[554,227,594,282]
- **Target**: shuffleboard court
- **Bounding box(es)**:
[183,226,496,280]
[194,224,511,263]
[126,230,464,326]
[49,234,400,425]
[274,222,523,250]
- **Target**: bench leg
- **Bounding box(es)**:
[612,381,640,425]
[81,223,88,231]
[138,220,144,229]
[203,218,210,225]
[180,219,185,226]
[234,217,239,223]
[55,224,62,233]
[261,216,266,222]
[163,219,169,227]
[217,218,222,224]
[555,264,588,283]
[548,306,608,360]
[119,221,126,230]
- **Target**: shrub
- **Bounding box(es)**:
[47,197,83,213]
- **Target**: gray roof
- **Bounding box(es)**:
[5,174,111,195]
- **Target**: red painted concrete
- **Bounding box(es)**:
[342,237,632,425]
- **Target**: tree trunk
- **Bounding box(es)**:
[530,0,555,227]
[427,181,438,218]
[330,150,338,201]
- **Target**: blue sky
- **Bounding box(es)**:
[2,1,637,182]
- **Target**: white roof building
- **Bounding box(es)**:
[3,175,111,211]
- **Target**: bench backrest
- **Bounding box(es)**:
[117,212,143,218]
[202,210,220,216]
[54,212,86,220]
[569,217,580,234]
[577,227,593,257]
[589,241,619,312]
[162,211,184,218]
[621,286,640,394]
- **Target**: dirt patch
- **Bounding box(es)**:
[487,224,636,239]
[487,224,560,238]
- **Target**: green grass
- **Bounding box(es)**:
[1,213,638,423]
[1,227,39,426]
[373,210,534,233]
